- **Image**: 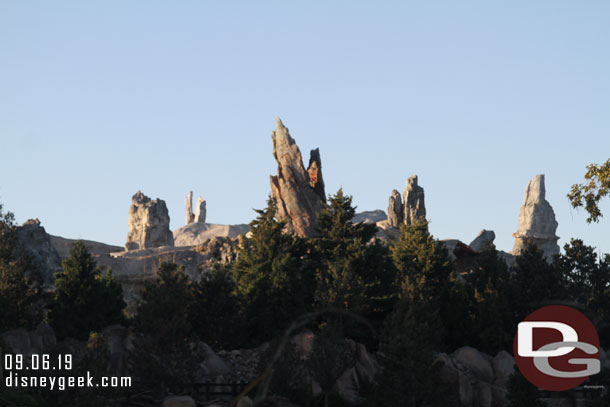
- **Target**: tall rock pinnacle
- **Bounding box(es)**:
[269,118,325,237]
[511,174,559,260]
[403,175,426,225]
[387,189,404,228]
[185,191,194,225]
[195,196,206,223]
[126,190,174,251]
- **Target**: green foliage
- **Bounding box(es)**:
[391,220,453,302]
[48,240,125,340]
[466,248,515,354]
[189,263,243,349]
[132,262,197,395]
[0,203,42,331]
[306,332,356,407]
[506,369,546,407]
[373,297,458,407]
[509,242,567,321]
[313,189,397,327]
[559,239,610,319]
[568,158,610,223]
[232,198,315,346]
[439,277,475,352]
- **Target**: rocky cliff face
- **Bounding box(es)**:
[269,118,325,237]
[16,219,62,285]
[511,174,559,260]
[125,191,174,251]
[403,175,426,225]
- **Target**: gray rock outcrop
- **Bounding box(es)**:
[125,190,174,251]
[438,346,514,407]
[511,174,559,260]
[185,191,194,225]
[269,118,325,237]
[173,222,249,246]
[353,210,387,224]
[469,230,496,253]
[387,189,404,228]
[15,219,62,285]
[403,175,426,225]
[194,196,206,223]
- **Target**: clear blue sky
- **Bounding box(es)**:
[1,1,609,254]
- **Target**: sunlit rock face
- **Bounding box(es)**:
[511,174,559,260]
[269,117,325,237]
[125,190,173,251]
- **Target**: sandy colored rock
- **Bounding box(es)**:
[387,189,404,228]
[125,190,174,251]
[403,175,426,225]
[511,174,559,260]
[194,196,206,223]
[185,191,194,225]
[269,118,325,237]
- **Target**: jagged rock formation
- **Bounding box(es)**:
[269,118,325,237]
[387,189,404,228]
[194,196,206,223]
[403,175,426,225]
[125,191,174,251]
[511,174,559,260]
[15,219,62,285]
[185,191,194,225]
[469,229,496,253]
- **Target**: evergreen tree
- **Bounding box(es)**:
[466,248,514,354]
[0,203,41,331]
[232,198,315,346]
[48,241,125,340]
[374,297,458,407]
[391,220,453,302]
[506,369,546,407]
[132,262,196,395]
[189,263,243,350]
[313,189,396,326]
[509,242,567,321]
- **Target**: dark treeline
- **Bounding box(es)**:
[1,190,610,406]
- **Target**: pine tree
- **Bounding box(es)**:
[0,203,41,331]
[232,198,315,346]
[391,220,453,302]
[132,262,196,395]
[48,240,125,340]
[313,189,396,326]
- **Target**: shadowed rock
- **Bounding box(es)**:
[387,189,404,228]
[269,118,325,237]
[403,175,426,225]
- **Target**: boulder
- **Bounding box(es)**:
[194,196,206,223]
[387,189,404,228]
[469,229,496,253]
[162,395,196,407]
[125,190,174,251]
[511,174,560,260]
[185,191,194,225]
[453,346,494,383]
[491,351,514,386]
[403,175,426,225]
[269,118,325,237]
